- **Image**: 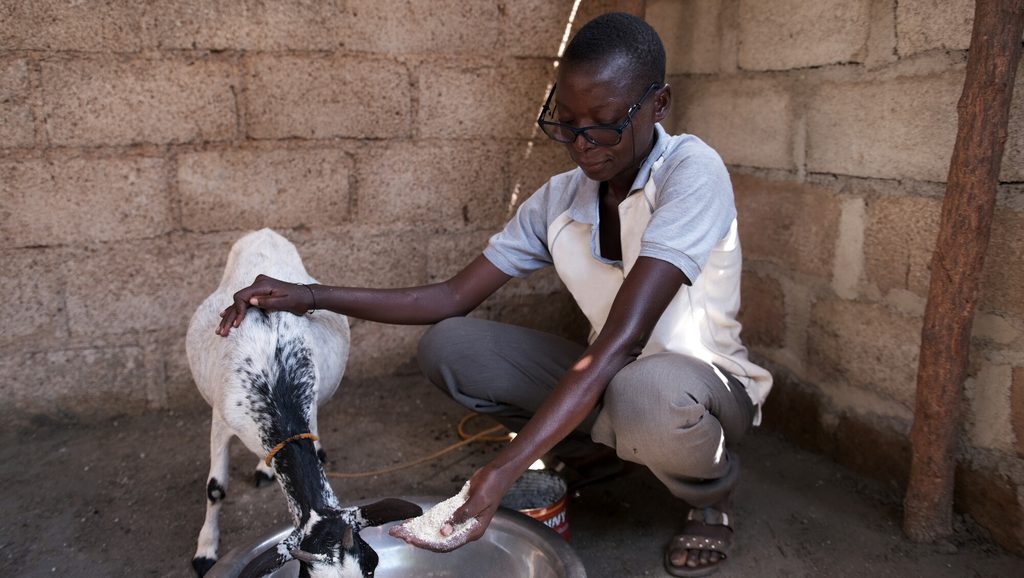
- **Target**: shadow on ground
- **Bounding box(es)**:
[1,375,1019,577]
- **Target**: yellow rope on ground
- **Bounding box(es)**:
[326,413,509,479]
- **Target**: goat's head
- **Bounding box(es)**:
[239,498,422,578]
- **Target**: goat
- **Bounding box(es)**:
[186,228,421,577]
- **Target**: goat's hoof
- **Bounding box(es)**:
[192,556,217,577]
[254,469,275,487]
[317,448,328,465]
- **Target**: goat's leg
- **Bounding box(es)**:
[193,413,232,577]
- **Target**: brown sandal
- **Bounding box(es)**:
[663,507,734,577]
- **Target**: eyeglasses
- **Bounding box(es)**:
[537,82,661,147]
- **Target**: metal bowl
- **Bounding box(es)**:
[207,497,587,578]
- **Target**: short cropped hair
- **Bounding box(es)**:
[562,12,666,91]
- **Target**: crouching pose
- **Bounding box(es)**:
[217,14,771,577]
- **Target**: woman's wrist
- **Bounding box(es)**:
[302,283,318,312]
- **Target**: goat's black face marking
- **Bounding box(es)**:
[207,478,226,503]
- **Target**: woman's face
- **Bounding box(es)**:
[551,59,670,187]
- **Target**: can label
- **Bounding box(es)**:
[522,497,570,541]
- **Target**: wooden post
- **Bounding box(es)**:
[903,0,1024,542]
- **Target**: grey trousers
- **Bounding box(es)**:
[417,317,755,507]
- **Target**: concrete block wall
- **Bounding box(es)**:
[649,0,1024,552]
[0,1,634,423]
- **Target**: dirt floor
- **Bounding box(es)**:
[1,374,1021,577]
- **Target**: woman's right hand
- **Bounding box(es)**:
[215,274,314,336]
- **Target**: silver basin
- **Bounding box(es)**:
[206,497,587,578]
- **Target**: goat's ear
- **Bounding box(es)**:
[238,545,289,578]
[355,498,423,529]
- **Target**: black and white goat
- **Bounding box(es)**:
[186,228,421,577]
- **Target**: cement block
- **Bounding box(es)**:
[863,195,941,297]
[648,0,722,74]
[161,335,205,409]
[343,0,501,55]
[0,0,148,51]
[1013,367,1024,458]
[733,174,841,277]
[507,136,577,211]
[355,140,508,230]
[738,271,785,349]
[954,463,1024,555]
[346,321,426,379]
[0,58,35,148]
[418,60,554,140]
[807,299,921,410]
[807,73,961,182]
[0,346,152,418]
[149,0,349,51]
[865,0,899,69]
[982,208,1024,317]
[504,0,578,58]
[246,55,410,140]
[999,60,1024,182]
[0,248,66,347]
[834,413,910,490]
[759,369,835,454]
[64,237,227,339]
[426,231,493,283]
[179,148,351,233]
[573,0,620,31]
[867,201,1024,315]
[0,156,173,248]
[896,0,974,56]
[677,78,793,169]
[737,0,871,70]
[663,74,687,135]
[964,364,1014,454]
[296,226,427,289]
[41,57,237,147]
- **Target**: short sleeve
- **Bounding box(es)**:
[482,181,557,277]
[639,140,737,284]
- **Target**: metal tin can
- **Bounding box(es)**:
[501,470,570,541]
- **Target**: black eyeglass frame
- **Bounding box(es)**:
[537,81,662,147]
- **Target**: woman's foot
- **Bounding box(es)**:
[664,499,734,577]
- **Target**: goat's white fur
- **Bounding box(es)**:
[186,229,350,575]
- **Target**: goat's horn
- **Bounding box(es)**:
[289,548,319,564]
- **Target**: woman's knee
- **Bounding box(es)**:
[417,317,489,375]
[604,353,714,414]
[418,317,459,368]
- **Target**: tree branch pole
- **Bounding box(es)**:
[904,0,1024,542]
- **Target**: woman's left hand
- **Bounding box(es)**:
[445,464,517,547]
[390,464,517,552]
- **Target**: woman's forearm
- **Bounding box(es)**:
[310,254,511,325]
[309,283,467,324]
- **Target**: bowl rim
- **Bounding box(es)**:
[206,495,587,578]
